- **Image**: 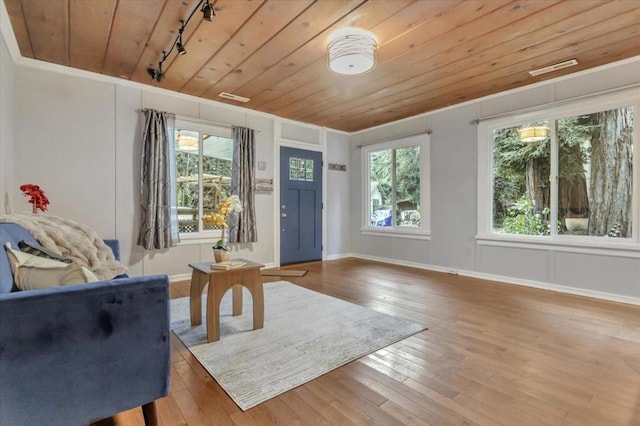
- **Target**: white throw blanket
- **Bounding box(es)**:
[0,214,128,280]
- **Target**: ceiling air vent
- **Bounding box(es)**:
[219,92,250,103]
[528,59,578,77]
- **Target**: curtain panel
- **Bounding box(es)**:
[229,126,257,243]
[138,109,179,250]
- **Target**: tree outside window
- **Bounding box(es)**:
[367,143,423,230]
[492,105,634,238]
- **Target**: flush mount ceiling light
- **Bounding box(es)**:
[518,126,550,143]
[147,0,215,82]
[328,28,377,75]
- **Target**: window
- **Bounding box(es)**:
[362,134,430,235]
[175,120,233,235]
[289,157,314,181]
[479,89,639,247]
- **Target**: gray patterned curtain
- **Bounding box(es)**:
[138,109,179,250]
[229,126,257,243]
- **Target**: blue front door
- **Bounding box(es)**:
[280,146,322,265]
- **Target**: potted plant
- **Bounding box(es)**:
[564,209,589,233]
[203,195,243,262]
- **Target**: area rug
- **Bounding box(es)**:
[170,281,427,411]
[260,268,307,277]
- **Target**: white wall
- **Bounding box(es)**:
[326,130,351,258]
[0,28,14,216]
[14,68,117,235]
[350,58,640,304]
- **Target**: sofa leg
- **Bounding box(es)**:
[141,401,158,426]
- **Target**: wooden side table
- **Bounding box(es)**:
[188,259,264,343]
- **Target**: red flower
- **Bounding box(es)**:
[20,184,49,212]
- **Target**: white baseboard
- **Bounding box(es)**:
[459,270,640,306]
[351,253,453,274]
[169,273,191,283]
[324,252,354,261]
[350,254,640,306]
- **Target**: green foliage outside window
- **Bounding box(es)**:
[369,146,421,227]
[502,197,550,236]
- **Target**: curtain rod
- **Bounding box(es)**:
[139,108,175,117]
[138,110,260,133]
[173,114,262,133]
[470,82,640,125]
[174,114,234,129]
[356,129,432,149]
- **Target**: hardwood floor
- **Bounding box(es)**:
[117,258,640,425]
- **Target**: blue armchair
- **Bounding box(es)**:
[0,222,170,426]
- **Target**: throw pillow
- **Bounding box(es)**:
[18,240,72,263]
[4,243,99,291]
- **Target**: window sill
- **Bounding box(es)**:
[177,233,220,246]
[476,234,640,258]
[360,227,431,240]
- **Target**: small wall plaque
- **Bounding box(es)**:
[255,178,273,192]
[328,163,347,172]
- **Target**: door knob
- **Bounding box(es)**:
[281,213,287,218]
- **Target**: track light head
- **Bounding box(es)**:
[202,1,215,21]
[147,66,165,82]
[147,67,158,80]
[177,21,187,55]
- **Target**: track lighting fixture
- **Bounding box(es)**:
[147,0,214,83]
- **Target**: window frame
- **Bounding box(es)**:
[361,133,430,238]
[174,118,232,241]
[477,88,640,252]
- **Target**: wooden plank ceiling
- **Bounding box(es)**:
[4,0,640,132]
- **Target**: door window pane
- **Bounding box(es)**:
[492,121,551,235]
[289,157,314,181]
[558,106,633,237]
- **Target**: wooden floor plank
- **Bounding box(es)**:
[110,258,639,425]
[345,359,485,426]
[156,395,188,426]
[288,383,360,425]
[277,390,333,426]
